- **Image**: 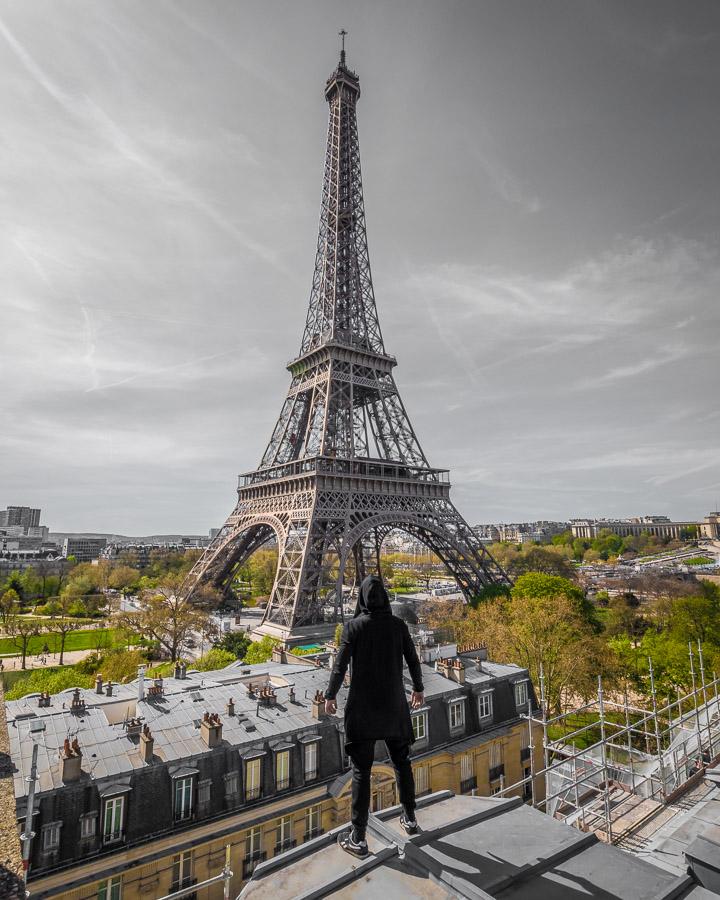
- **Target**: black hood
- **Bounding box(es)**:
[354,574,391,617]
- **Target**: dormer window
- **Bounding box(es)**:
[514,680,529,709]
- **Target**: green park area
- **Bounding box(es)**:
[0,627,141,658]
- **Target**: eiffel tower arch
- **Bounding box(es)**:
[182,45,509,641]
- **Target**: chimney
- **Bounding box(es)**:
[37,692,51,708]
[289,686,296,704]
[226,698,235,717]
[179,662,187,680]
[70,688,86,714]
[271,644,284,664]
[311,690,327,720]
[105,680,113,697]
[200,712,223,748]
[140,724,154,764]
[95,674,104,695]
[174,661,182,679]
[450,658,465,685]
[435,658,449,678]
[137,665,145,701]
[61,736,82,782]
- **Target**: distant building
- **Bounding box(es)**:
[62,537,107,561]
[209,527,221,540]
[7,646,541,898]
[571,515,710,541]
[0,505,41,529]
[474,521,568,544]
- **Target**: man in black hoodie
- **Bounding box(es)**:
[325,574,425,857]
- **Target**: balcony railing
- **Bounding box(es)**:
[239,455,450,488]
[274,838,296,855]
[245,787,262,802]
[460,776,477,794]
[242,851,267,879]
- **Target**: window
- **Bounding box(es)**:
[478,691,493,720]
[489,742,504,769]
[198,779,212,812]
[514,681,529,708]
[303,742,318,781]
[414,765,429,796]
[103,796,124,844]
[276,751,290,791]
[449,699,465,730]
[80,814,97,840]
[276,816,294,853]
[97,876,122,900]
[243,827,264,878]
[174,776,194,821]
[42,821,61,852]
[411,711,428,743]
[304,805,322,841]
[224,771,240,804]
[171,851,193,892]
[460,753,476,793]
[245,757,262,801]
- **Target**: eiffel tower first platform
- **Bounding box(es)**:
[182,44,509,642]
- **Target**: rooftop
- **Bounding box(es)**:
[239,790,720,900]
[5,655,529,803]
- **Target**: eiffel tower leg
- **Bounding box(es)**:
[182,520,279,601]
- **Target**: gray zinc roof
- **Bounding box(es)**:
[239,791,719,900]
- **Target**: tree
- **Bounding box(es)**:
[216,631,252,660]
[108,565,140,593]
[244,635,279,664]
[334,622,344,646]
[511,572,600,631]
[461,590,614,715]
[7,617,41,669]
[0,588,20,626]
[114,580,214,662]
[506,546,576,580]
[50,594,80,665]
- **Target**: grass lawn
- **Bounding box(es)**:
[0,628,141,657]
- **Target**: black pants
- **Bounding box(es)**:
[346,739,416,839]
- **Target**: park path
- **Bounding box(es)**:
[0,648,96,672]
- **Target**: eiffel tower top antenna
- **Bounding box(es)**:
[339,28,347,67]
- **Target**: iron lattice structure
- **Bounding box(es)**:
[183,50,508,639]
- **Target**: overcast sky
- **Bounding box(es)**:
[1,1,719,534]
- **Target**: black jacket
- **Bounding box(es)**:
[325,575,424,743]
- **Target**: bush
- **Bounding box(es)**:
[99,649,150,683]
[215,632,252,660]
[194,648,237,671]
[5,667,94,700]
[244,635,279,664]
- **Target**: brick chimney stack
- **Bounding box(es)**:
[95,674,104,695]
[140,724,154,763]
[61,736,83,782]
[226,698,235,717]
[311,691,327,720]
[450,658,465,685]
[200,712,223,748]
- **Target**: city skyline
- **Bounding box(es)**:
[2,2,720,533]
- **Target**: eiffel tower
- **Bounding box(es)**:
[183,41,508,641]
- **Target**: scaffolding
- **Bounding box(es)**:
[498,642,720,844]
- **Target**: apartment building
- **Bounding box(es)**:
[7,650,541,899]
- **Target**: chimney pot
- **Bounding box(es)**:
[311,691,327,720]
[105,681,113,697]
[200,713,223,748]
[140,726,154,764]
[95,674,104,695]
[227,698,235,717]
